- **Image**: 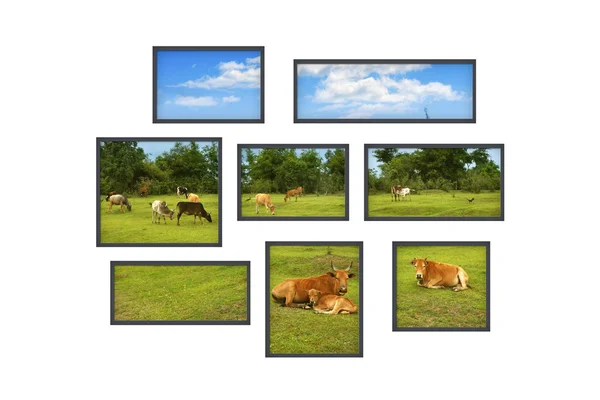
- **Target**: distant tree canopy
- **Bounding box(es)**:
[241,148,346,194]
[100,141,219,196]
[369,148,500,193]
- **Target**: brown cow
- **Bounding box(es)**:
[271,261,356,308]
[187,193,200,202]
[296,186,303,197]
[391,185,403,201]
[255,193,276,215]
[305,289,358,314]
[411,258,470,291]
[284,189,299,202]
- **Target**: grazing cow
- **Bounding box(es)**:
[150,200,174,224]
[399,187,411,201]
[107,194,132,212]
[187,193,200,202]
[176,186,189,199]
[176,202,212,225]
[296,186,303,197]
[254,193,276,215]
[391,185,403,201]
[271,261,356,308]
[467,197,475,203]
[305,289,358,314]
[411,258,470,291]
[284,189,299,202]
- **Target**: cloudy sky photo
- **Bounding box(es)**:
[156,50,261,120]
[297,63,473,119]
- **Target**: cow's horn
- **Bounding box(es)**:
[345,261,353,271]
[331,261,339,271]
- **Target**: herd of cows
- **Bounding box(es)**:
[246,186,303,216]
[104,186,213,226]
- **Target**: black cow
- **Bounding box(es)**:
[176,202,213,225]
[176,186,189,199]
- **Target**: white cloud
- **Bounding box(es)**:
[169,59,260,89]
[246,56,260,65]
[174,96,218,107]
[222,95,240,103]
[298,64,431,77]
[164,100,172,105]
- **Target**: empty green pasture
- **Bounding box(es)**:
[114,265,247,321]
[396,245,488,329]
[269,245,360,355]
[100,194,219,244]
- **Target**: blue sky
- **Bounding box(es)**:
[137,141,215,161]
[241,148,337,164]
[297,63,473,119]
[156,50,261,120]
[368,148,502,176]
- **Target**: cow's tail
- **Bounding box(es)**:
[271,293,284,304]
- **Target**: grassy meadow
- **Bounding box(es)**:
[269,245,360,355]
[100,194,219,244]
[396,245,488,329]
[369,190,501,217]
[242,194,345,217]
[113,265,247,321]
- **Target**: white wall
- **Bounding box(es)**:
[2,0,598,399]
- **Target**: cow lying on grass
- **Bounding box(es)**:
[271,261,355,308]
[150,200,174,224]
[107,194,131,212]
[411,258,470,291]
[305,288,358,314]
[176,202,212,225]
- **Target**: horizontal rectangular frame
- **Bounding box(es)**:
[364,143,504,221]
[96,137,223,247]
[238,144,350,221]
[265,241,364,357]
[294,59,475,123]
[153,46,265,123]
[111,260,251,325]
[392,241,490,332]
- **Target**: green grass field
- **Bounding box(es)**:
[100,194,219,244]
[396,245,488,329]
[369,190,501,217]
[114,265,247,321]
[242,194,345,217]
[269,245,360,355]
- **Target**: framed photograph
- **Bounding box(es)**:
[295,59,475,123]
[393,241,490,331]
[365,144,504,221]
[111,261,250,325]
[96,138,222,246]
[266,242,363,357]
[153,46,264,123]
[238,144,349,221]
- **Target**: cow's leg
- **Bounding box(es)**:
[177,213,182,226]
[453,270,469,291]
[256,203,259,214]
[284,291,296,307]
[108,203,113,213]
[193,215,196,224]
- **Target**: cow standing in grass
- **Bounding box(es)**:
[391,185,403,201]
[150,200,174,224]
[271,262,355,308]
[252,193,276,215]
[296,186,303,197]
[176,186,189,199]
[284,189,299,202]
[305,289,358,314]
[107,194,132,212]
[176,202,212,225]
[187,193,200,202]
[411,258,470,291]
[399,188,411,201]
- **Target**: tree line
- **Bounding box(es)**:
[368,148,501,193]
[100,141,219,196]
[241,148,346,194]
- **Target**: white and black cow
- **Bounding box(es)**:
[176,186,189,199]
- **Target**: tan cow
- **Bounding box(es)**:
[411,258,469,291]
[187,193,200,202]
[107,194,131,212]
[271,262,355,307]
[296,186,303,197]
[305,289,358,314]
[284,189,299,202]
[255,193,276,215]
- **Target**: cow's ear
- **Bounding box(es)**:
[425,260,429,266]
[410,258,416,265]
[327,271,335,277]
[348,273,356,278]
[317,290,321,295]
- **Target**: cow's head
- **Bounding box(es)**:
[127,204,132,212]
[411,258,429,281]
[269,205,276,215]
[305,289,322,306]
[204,212,213,223]
[327,261,356,295]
